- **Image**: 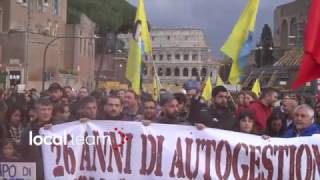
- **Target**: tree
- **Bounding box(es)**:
[67,0,136,35]
[261,24,274,66]
[255,24,274,67]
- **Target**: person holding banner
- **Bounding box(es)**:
[264,112,287,137]
[21,98,54,180]
[123,90,142,121]
[195,86,236,131]
[235,109,257,134]
[99,95,124,120]
[141,98,158,122]
[174,93,189,122]
[284,104,320,137]
[77,96,98,120]
[156,92,190,125]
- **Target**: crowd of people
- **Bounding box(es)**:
[0,82,320,179]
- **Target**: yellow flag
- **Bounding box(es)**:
[216,75,224,86]
[125,0,152,95]
[252,79,261,97]
[221,0,260,61]
[152,73,161,101]
[135,0,152,54]
[126,40,142,94]
[221,0,260,84]
[228,62,242,84]
[201,76,212,101]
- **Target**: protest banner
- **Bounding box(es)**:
[40,120,320,180]
[0,162,36,180]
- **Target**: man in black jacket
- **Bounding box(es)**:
[192,86,236,131]
[21,98,54,180]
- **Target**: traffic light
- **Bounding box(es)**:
[9,70,21,88]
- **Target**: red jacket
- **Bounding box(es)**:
[249,101,272,131]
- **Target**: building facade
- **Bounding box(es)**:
[119,28,220,87]
[95,52,127,84]
[242,0,312,92]
[0,0,96,90]
[64,14,96,90]
[273,0,311,49]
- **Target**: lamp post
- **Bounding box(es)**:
[42,35,99,92]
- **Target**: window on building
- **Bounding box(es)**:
[201,68,207,77]
[152,36,155,41]
[166,68,171,76]
[158,68,163,76]
[280,20,288,48]
[37,0,43,10]
[183,54,189,61]
[44,0,49,5]
[201,55,207,61]
[175,54,180,60]
[192,54,198,61]
[144,67,148,76]
[174,68,180,76]
[53,0,59,15]
[192,68,198,77]
[167,54,171,61]
[167,36,170,40]
[290,18,297,36]
[289,18,297,45]
[183,68,188,77]
[145,55,148,61]
[159,54,163,61]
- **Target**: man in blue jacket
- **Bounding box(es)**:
[284,104,320,137]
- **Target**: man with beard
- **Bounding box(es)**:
[48,82,63,105]
[100,96,124,120]
[195,86,236,131]
[156,92,190,125]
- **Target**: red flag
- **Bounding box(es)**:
[292,0,320,89]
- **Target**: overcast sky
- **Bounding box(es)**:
[127,0,294,58]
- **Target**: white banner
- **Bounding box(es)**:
[39,120,320,180]
[0,162,36,180]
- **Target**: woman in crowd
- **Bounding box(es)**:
[264,112,287,137]
[0,138,21,162]
[235,110,257,134]
[52,104,71,124]
[5,106,26,146]
[237,91,257,114]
